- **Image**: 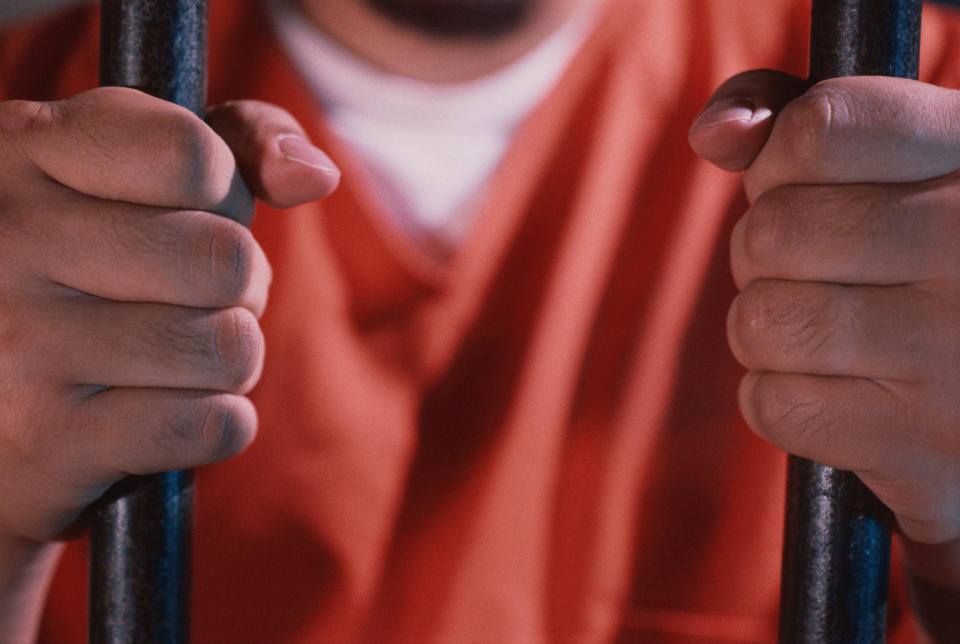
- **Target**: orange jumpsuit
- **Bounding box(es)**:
[3,0,960,641]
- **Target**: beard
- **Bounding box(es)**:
[363,0,535,38]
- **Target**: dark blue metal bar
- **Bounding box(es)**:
[778,3,921,642]
[90,2,207,642]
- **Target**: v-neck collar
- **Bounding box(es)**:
[216,0,638,376]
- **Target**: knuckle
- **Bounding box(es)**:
[116,205,184,266]
[0,99,59,134]
[727,291,758,367]
[0,100,61,159]
[749,374,831,445]
[798,184,894,246]
[197,395,243,460]
[739,186,871,273]
[147,306,263,391]
[148,310,218,373]
[163,109,226,205]
[737,282,845,361]
[200,218,258,303]
[778,83,852,163]
[160,393,246,463]
[822,188,889,240]
[779,287,846,358]
[213,308,264,392]
[741,188,799,267]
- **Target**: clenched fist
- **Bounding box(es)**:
[691,71,960,638]
[0,87,338,641]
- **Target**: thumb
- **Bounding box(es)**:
[206,100,340,209]
[689,69,806,172]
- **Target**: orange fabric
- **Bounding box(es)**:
[3,0,960,642]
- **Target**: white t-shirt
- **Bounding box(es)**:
[266,1,599,249]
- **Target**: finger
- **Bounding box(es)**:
[74,388,256,481]
[689,69,806,172]
[728,280,941,380]
[739,370,960,543]
[12,185,270,314]
[31,299,263,394]
[207,100,340,208]
[0,87,253,224]
[744,76,960,200]
[730,178,956,288]
[738,371,910,473]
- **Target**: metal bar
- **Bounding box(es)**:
[778,3,921,642]
[90,2,208,641]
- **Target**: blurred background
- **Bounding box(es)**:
[2,0,960,27]
[0,0,87,25]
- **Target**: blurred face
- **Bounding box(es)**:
[363,0,535,37]
[297,0,578,81]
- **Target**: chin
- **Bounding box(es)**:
[363,0,536,38]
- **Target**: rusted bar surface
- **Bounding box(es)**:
[91,1,207,641]
[779,2,921,642]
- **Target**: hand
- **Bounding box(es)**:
[690,71,960,607]
[0,87,339,546]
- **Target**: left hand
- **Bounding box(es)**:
[689,70,960,550]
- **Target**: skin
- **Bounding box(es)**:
[689,71,960,641]
[0,1,958,641]
[0,91,339,641]
[297,0,590,81]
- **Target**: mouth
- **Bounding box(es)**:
[363,0,535,38]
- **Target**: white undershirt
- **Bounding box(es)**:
[265,1,599,247]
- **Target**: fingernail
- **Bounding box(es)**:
[690,97,758,133]
[277,134,340,177]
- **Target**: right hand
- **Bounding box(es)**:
[0,87,339,545]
